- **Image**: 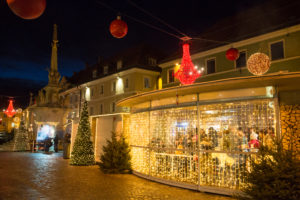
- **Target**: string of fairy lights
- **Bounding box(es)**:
[128,99,276,189]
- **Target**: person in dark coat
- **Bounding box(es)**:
[54,134,59,152]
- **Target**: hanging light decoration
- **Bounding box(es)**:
[175,43,203,85]
[226,48,240,61]
[109,15,128,39]
[6,0,46,20]
[247,52,270,75]
[4,100,16,118]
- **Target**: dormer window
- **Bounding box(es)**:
[148,57,157,65]
[92,69,97,78]
[117,60,122,70]
[104,66,108,75]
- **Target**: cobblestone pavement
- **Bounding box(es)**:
[0,152,233,200]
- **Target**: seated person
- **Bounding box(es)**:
[249,128,259,148]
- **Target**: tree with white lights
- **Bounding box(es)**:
[70,101,95,165]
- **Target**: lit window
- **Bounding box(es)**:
[117,60,122,70]
[91,88,94,97]
[270,41,284,60]
[236,51,246,68]
[144,77,150,88]
[206,59,216,74]
[104,66,108,75]
[168,69,174,83]
[85,87,90,101]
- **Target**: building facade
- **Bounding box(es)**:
[118,23,300,195]
[60,45,162,161]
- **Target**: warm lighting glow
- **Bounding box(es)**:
[247,53,270,75]
[175,43,202,85]
[85,87,91,101]
[127,99,275,191]
[174,64,180,73]
[116,77,124,94]
[158,77,162,90]
[4,100,16,118]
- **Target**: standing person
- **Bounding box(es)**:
[54,134,59,152]
[237,127,248,152]
[63,132,71,159]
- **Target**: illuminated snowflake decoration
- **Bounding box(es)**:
[247,53,270,76]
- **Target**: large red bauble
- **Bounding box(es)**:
[226,48,240,61]
[109,16,128,39]
[7,0,46,20]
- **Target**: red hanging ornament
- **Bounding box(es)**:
[109,16,128,39]
[7,0,46,20]
[4,100,16,118]
[175,43,202,85]
[226,48,240,61]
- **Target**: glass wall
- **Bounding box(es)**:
[128,99,276,191]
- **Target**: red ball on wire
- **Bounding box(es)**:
[6,0,46,20]
[109,16,128,39]
[226,48,240,61]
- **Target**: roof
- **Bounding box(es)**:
[117,72,300,107]
[67,43,164,86]
[161,0,300,63]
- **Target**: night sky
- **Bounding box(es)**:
[0,0,281,108]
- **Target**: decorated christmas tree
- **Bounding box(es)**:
[13,118,29,151]
[70,101,95,165]
[99,132,131,173]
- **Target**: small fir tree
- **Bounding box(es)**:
[99,132,131,173]
[70,101,95,165]
[236,138,300,200]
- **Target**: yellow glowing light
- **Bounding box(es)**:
[174,64,180,73]
[116,77,124,94]
[85,87,91,101]
[158,77,162,90]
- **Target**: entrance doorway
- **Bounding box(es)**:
[36,124,55,152]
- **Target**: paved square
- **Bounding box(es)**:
[0,152,233,200]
